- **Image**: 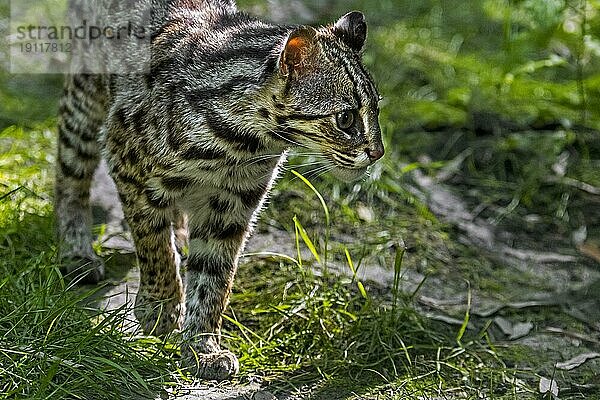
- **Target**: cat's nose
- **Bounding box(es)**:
[365,147,384,162]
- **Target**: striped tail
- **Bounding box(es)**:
[171,0,236,10]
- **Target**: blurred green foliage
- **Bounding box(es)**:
[358,0,600,130]
[2,0,599,131]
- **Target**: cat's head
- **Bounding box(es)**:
[270,11,384,181]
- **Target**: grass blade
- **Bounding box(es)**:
[293,216,321,264]
[291,170,330,226]
[456,283,472,345]
[345,248,367,299]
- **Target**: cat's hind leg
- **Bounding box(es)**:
[55,74,107,283]
[111,177,186,336]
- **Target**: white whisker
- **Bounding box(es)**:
[263,126,308,149]
[240,153,285,168]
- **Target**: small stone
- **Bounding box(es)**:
[357,203,374,222]
[253,390,276,400]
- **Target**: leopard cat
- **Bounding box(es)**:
[56,0,383,380]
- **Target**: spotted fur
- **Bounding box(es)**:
[56,0,383,380]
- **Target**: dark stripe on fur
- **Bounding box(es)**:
[130,109,146,134]
[132,216,171,238]
[187,253,234,280]
[258,108,270,119]
[204,109,263,153]
[185,76,251,110]
[59,159,85,180]
[190,218,246,241]
[116,172,144,187]
[120,147,141,165]
[209,196,233,213]
[276,114,325,124]
[180,145,226,160]
[279,126,321,140]
[161,176,193,191]
[230,183,267,209]
[214,222,246,241]
[144,188,173,209]
[208,45,272,65]
[58,134,98,161]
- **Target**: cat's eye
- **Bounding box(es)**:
[336,110,356,130]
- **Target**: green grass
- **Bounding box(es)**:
[0,125,184,399]
[227,255,528,398]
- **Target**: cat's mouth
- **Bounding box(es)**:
[330,165,368,182]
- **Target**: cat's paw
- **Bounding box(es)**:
[134,289,184,337]
[60,255,105,284]
[181,347,239,381]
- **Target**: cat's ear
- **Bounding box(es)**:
[332,11,367,53]
[280,26,318,77]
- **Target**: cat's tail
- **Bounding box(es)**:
[173,0,236,11]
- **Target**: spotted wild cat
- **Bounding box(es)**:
[56,0,383,380]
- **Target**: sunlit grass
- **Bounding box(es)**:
[223,172,540,399]
[227,257,525,398]
[0,124,185,399]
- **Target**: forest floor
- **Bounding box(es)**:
[89,144,600,400]
[2,122,599,399]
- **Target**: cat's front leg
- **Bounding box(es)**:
[181,202,254,380]
[181,241,244,380]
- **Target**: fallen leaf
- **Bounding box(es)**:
[475,300,561,318]
[502,247,577,263]
[545,327,600,345]
[572,226,587,246]
[494,317,534,340]
[578,242,600,263]
[509,322,534,340]
[539,377,559,397]
[425,313,471,327]
[556,352,600,371]
[253,391,277,400]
